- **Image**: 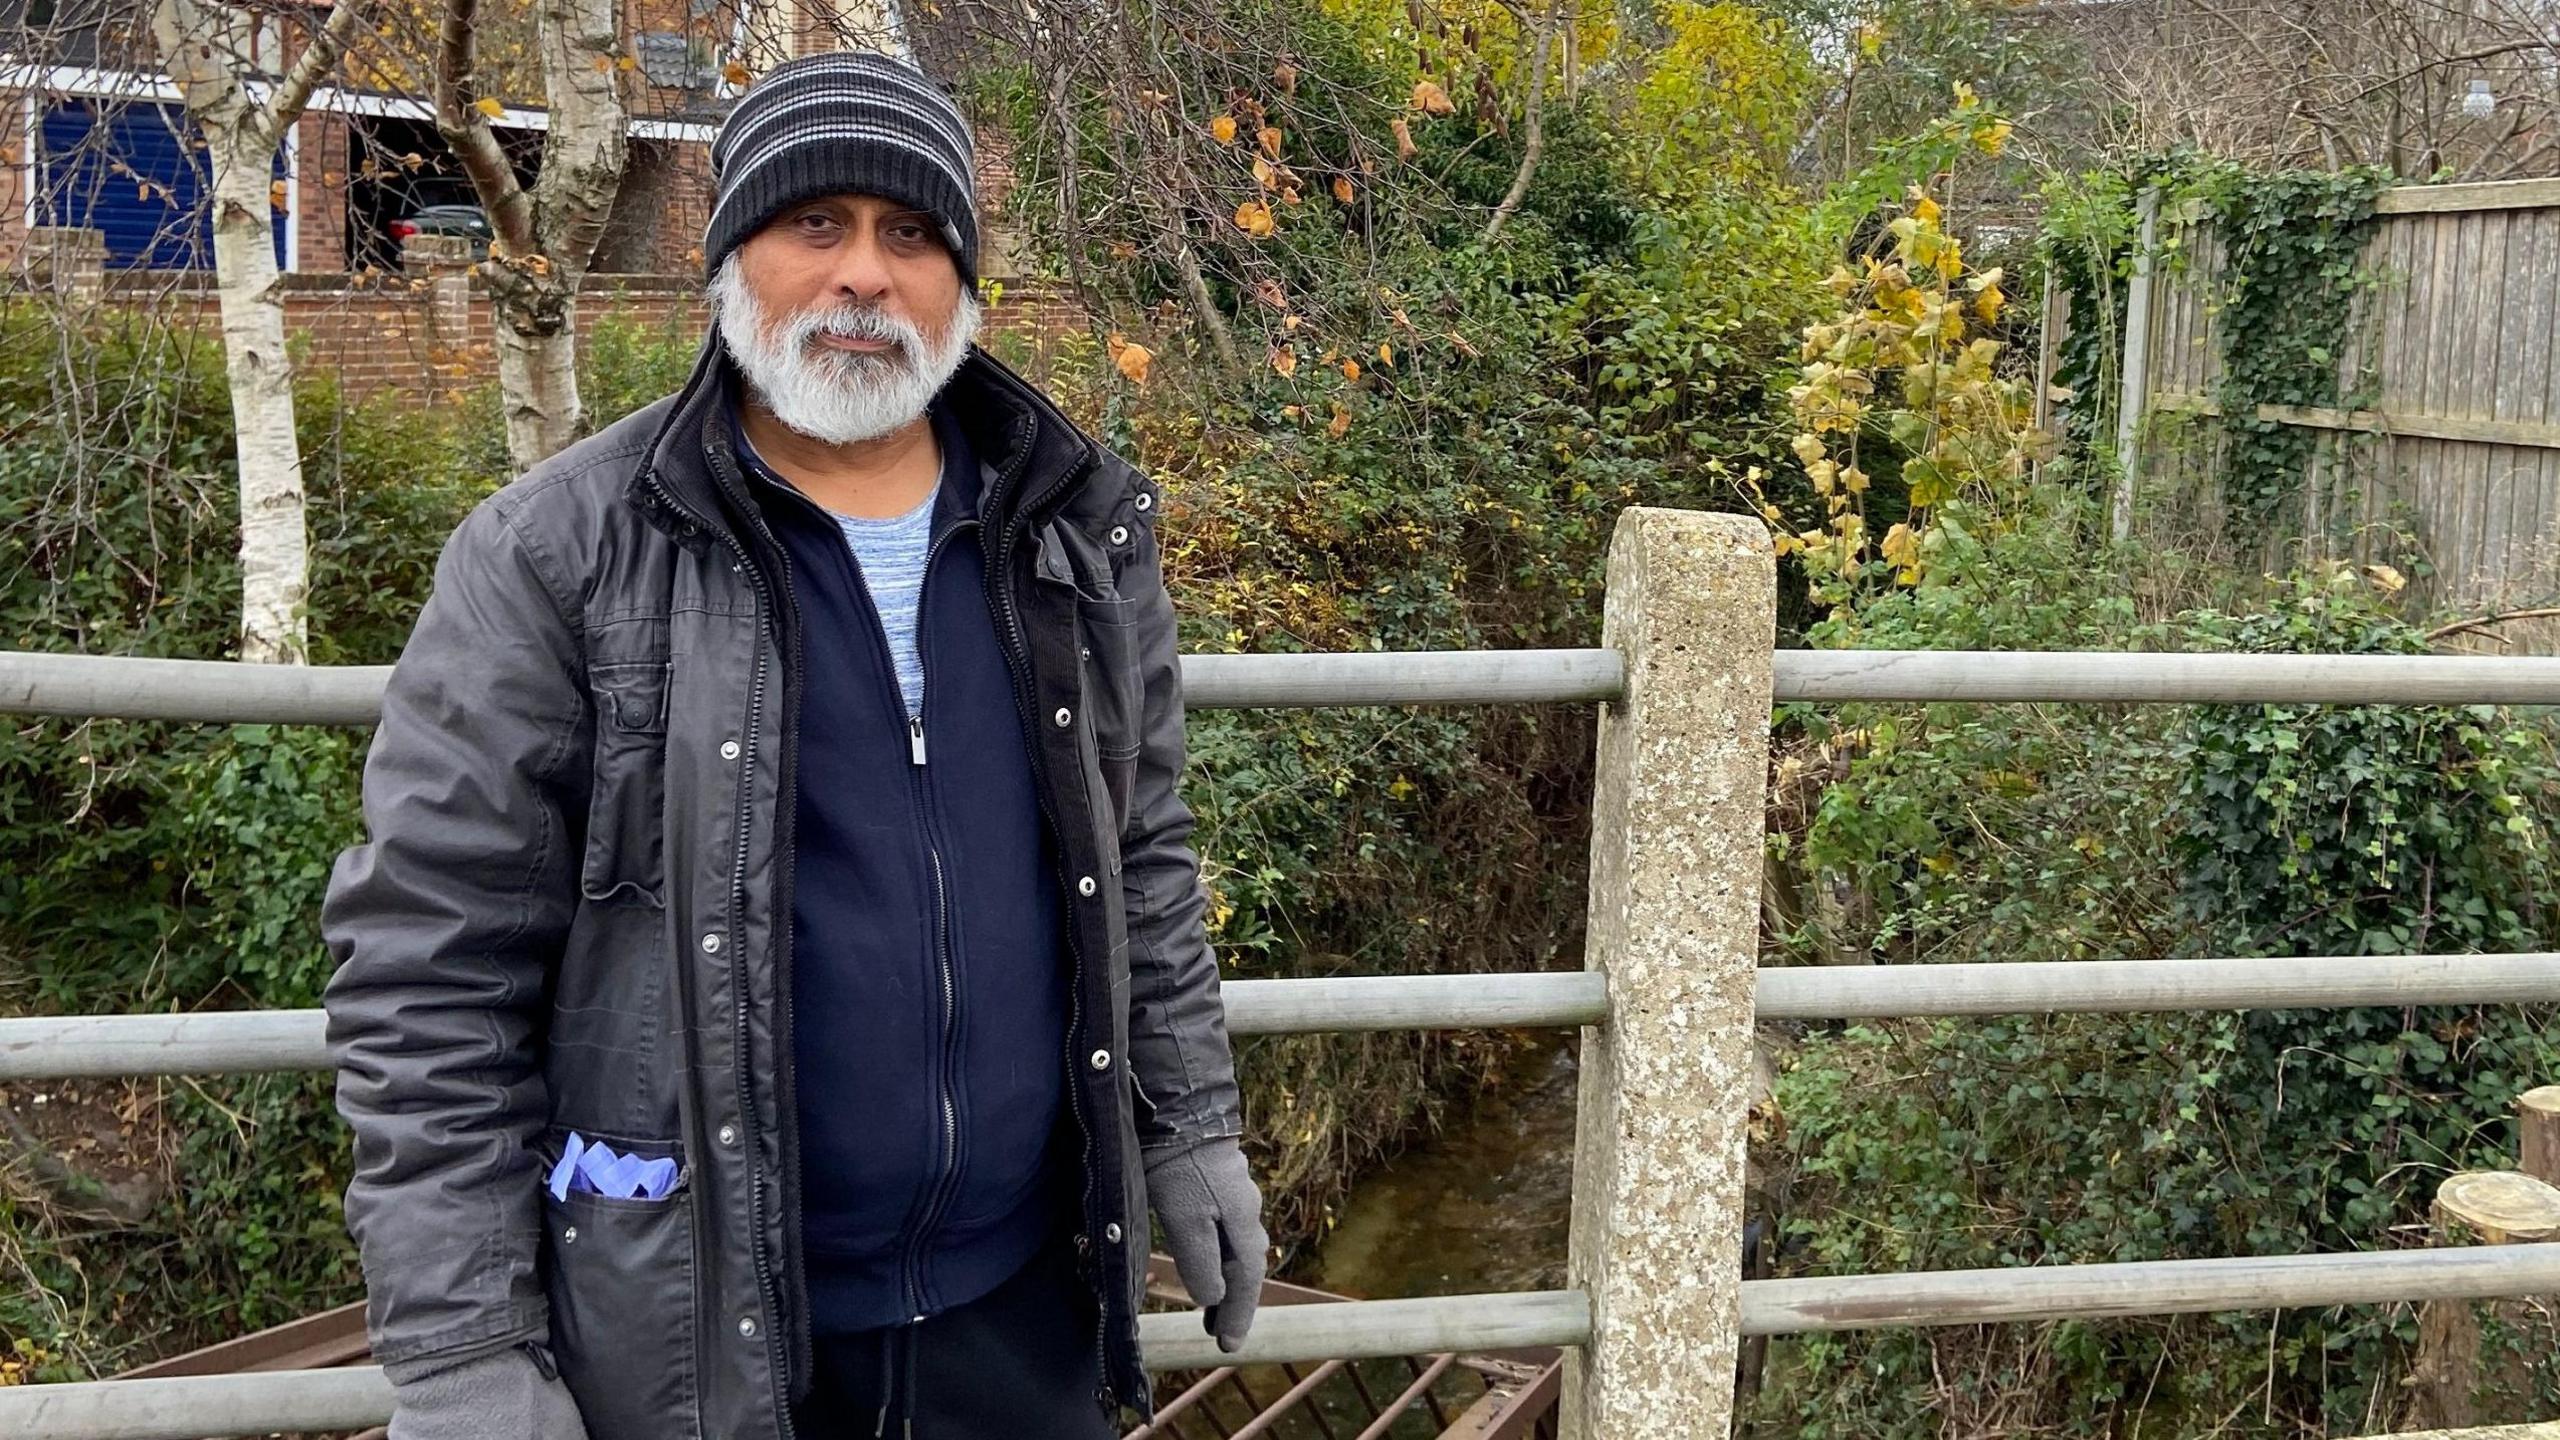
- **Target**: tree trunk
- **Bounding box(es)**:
[492,293,584,465]
[205,136,308,665]
[439,0,630,470]
[152,0,368,664]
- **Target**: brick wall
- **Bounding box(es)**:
[98,266,1088,408]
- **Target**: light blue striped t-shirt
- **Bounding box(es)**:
[834,489,938,718]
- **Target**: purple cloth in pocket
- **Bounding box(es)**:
[547,1132,680,1201]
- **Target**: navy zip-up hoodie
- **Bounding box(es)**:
[736,398,1072,1332]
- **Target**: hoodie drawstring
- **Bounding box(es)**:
[873,1321,921,1438]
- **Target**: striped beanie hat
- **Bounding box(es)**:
[703,52,979,286]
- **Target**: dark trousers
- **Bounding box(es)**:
[791,1240,1123,1440]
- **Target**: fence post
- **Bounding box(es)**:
[1564,506,1773,1438]
[2522,1087,2559,1185]
[2109,186,2161,543]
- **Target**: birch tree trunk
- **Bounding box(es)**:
[151,0,369,665]
[438,0,630,469]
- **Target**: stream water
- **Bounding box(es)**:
[1299,1034,1580,1301]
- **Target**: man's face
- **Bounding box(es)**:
[712,191,982,445]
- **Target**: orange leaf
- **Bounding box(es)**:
[1281,314,1302,331]
[1210,114,1237,144]
[1327,403,1352,438]
[1252,156,1278,190]
[1233,200,1275,237]
[1270,344,1297,377]
[1331,175,1355,204]
[1247,278,1287,310]
[269,178,290,212]
[722,60,753,86]
[1107,333,1154,385]
[1258,125,1283,158]
[1391,118,1416,160]
[1411,79,1453,116]
[1339,358,1361,381]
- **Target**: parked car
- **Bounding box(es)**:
[389,204,493,260]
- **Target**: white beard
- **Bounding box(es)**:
[709,254,981,445]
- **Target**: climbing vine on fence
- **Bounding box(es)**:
[2034,160,2385,537]
[2206,164,2387,535]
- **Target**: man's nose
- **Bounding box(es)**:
[827,228,895,300]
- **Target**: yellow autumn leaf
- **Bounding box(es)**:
[1108,335,1154,385]
[473,96,506,118]
[1327,403,1352,438]
[1258,125,1283,158]
[1974,284,2005,325]
[1952,81,1978,109]
[1252,156,1278,190]
[1910,190,1942,227]
[1376,341,1392,365]
[1791,433,1826,465]
[1282,313,1303,331]
[1881,521,1922,579]
[1270,344,1297,378]
[1332,175,1355,204]
[722,60,752,86]
[1841,465,1870,495]
[1233,200,1275,236]
[1977,119,2012,156]
[2364,563,2407,594]
[1211,114,1238,144]
[1411,79,1454,116]
[1391,118,1417,160]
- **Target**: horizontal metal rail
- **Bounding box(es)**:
[12,648,2560,725]
[1742,1242,2560,1335]
[0,649,1622,723]
[13,956,2560,1079]
[1753,952,2560,1019]
[15,1244,2560,1437]
[1774,649,2560,706]
[0,974,1617,1079]
[0,1291,1592,1440]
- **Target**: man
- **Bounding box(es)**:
[321,52,1268,1440]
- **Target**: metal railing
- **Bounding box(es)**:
[5,506,2560,1438]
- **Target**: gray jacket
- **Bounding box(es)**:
[320,336,1239,1435]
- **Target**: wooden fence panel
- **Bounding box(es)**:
[2131,181,2560,651]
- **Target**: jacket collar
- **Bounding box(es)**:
[627,324,1099,548]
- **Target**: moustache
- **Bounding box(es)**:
[787,306,918,359]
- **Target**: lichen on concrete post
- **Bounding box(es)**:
[1564,505,1774,1438]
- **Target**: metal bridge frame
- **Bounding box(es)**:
[7,506,2560,1437]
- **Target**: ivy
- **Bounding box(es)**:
[2204,164,2387,535]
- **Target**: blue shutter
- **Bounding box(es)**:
[39,99,291,270]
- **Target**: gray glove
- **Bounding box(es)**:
[386,1341,590,1440]
[1146,1136,1270,1352]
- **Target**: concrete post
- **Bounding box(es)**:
[1564,506,1774,1438]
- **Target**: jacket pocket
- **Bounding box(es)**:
[582,659,669,907]
[544,1178,700,1440]
[1076,596,1146,823]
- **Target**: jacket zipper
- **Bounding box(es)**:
[981,442,1117,1410]
[644,463,803,1439]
